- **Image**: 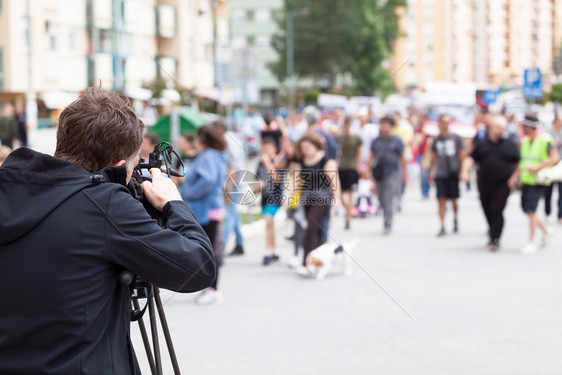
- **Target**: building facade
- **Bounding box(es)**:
[391,0,562,91]
[230,0,284,107]
[0,0,228,116]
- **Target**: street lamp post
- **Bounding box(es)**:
[286,8,309,109]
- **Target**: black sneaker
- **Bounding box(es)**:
[488,239,500,252]
[228,244,244,256]
[345,220,350,230]
[262,255,271,266]
[263,254,280,265]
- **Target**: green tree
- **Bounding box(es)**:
[271,0,406,97]
[548,83,562,104]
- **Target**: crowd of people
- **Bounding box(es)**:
[136,102,559,305]
[3,94,561,305]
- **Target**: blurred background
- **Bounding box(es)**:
[1,0,562,153]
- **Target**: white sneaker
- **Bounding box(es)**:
[520,242,537,255]
[541,227,554,248]
[287,256,300,269]
[296,266,309,277]
[195,289,223,305]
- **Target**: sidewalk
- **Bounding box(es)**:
[132,185,562,375]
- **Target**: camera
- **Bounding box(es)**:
[128,141,185,221]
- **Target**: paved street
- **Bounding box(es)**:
[131,184,562,375]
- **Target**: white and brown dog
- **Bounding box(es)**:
[304,239,359,280]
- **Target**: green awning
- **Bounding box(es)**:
[148,109,210,142]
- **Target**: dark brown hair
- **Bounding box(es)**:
[379,116,395,127]
[298,132,325,151]
[196,125,227,151]
[55,86,144,172]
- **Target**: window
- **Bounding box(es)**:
[232,36,247,49]
[0,47,3,89]
[98,29,112,52]
[232,9,246,23]
[254,9,271,23]
[156,4,176,38]
[254,35,270,49]
[22,17,29,52]
[69,29,77,53]
[121,33,133,56]
[45,21,56,51]
[205,44,214,63]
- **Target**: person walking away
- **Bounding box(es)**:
[256,137,287,265]
[544,115,562,224]
[335,116,362,229]
[0,103,18,149]
[296,133,340,275]
[460,116,520,251]
[508,113,560,255]
[181,125,228,303]
[367,116,407,235]
[429,114,465,236]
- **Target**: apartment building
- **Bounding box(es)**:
[391,0,562,91]
[230,0,284,106]
[0,0,228,112]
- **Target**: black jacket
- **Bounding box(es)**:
[0,148,216,374]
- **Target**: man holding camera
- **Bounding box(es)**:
[0,87,216,374]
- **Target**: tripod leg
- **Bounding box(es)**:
[148,289,163,375]
[154,287,181,375]
[133,298,157,375]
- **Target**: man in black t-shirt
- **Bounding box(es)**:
[429,114,465,236]
[460,116,520,251]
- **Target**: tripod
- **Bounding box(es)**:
[122,272,181,375]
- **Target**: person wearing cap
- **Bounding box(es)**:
[508,113,560,255]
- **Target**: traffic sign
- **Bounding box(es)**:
[483,89,501,104]
[523,67,543,99]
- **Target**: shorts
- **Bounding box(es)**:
[262,203,280,217]
[338,169,359,191]
[435,177,460,199]
[521,184,544,213]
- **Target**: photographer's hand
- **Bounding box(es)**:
[142,168,183,211]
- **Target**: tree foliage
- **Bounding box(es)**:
[548,83,562,104]
[271,0,406,97]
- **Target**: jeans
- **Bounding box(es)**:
[223,201,243,246]
[376,174,401,231]
[417,154,430,198]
